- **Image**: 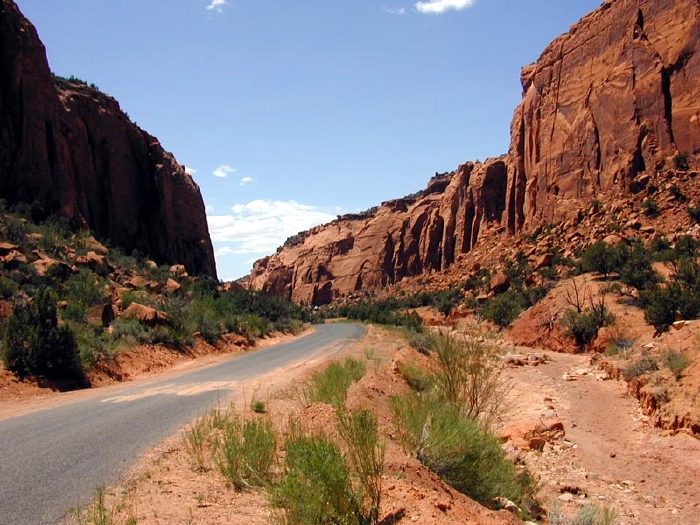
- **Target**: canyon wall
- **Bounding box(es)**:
[251,0,700,304]
[0,0,216,278]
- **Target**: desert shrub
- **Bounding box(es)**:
[480,290,523,327]
[661,350,692,380]
[2,289,83,381]
[110,317,147,344]
[641,197,659,217]
[182,415,214,472]
[390,392,536,512]
[688,201,700,224]
[432,333,507,423]
[580,241,621,277]
[0,276,18,299]
[213,414,277,490]
[271,431,359,524]
[336,409,385,525]
[669,184,686,202]
[5,215,26,244]
[621,353,658,380]
[405,329,434,355]
[572,503,618,525]
[617,239,659,290]
[37,216,72,255]
[62,269,106,322]
[561,294,614,348]
[673,151,690,171]
[639,283,681,333]
[70,322,113,367]
[397,361,435,393]
[302,357,366,408]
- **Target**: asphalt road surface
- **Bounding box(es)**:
[0,322,365,525]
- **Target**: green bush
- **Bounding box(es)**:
[674,152,690,171]
[390,391,536,513]
[336,409,384,525]
[213,415,277,490]
[302,358,366,408]
[621,353,658,380]
[2,289,83,381]
[688,201,700,224]
[662,350,692,380]
[397,361,435,393]
[432,333,506,422]
[639,283,681,333]
[580,241,620,277]
[641,197,659,217]
[0,276,18,299]
[406,329,434,355]
[271,431,359,524]
[480,291,522,327]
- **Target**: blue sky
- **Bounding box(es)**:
[17,0,601,280]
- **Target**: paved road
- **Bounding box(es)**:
[0,323,365,525]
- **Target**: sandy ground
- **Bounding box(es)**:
[500,350,700,525]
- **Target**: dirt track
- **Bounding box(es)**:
[502,351,700,525]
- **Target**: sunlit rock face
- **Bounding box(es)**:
[250,0,700,304]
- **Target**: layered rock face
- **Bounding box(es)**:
[507,0,700,231]
[251,0,700,304]
[249,159,508,304]
[0,1,216,278]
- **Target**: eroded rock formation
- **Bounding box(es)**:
[0,0,216,278]
[251,0,700,304]
[249,159,509,304]
[507,0,700,231]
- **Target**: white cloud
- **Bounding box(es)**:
[216,246,235,256]
[213,164,236,178]
[383,7,406,14]
[206,0,228,13]
[208,200,335,255]
[239,176,255,186]
[184,166,197,175]
[415,0,475,14]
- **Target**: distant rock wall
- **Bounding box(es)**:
[249,159,508,304]
[252,0,700,304]
[0,0,216,278]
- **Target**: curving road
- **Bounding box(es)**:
[0,323,365,525]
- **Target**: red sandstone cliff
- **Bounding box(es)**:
[249,0,700,305]
[0,1,216,278]
[506,0,700,232]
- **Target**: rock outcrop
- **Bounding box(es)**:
[0,0,216,278]
[249,159,508,304]
[249,0,700,305]
[506,0,700,232]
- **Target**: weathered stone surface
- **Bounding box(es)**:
[123,302,167,326]
[505,0,700,231]
[249,0,700,304]
[0,1,216,278]
[249,159,509,304]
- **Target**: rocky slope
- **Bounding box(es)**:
[0,0,216,278]
[249,0,700,304]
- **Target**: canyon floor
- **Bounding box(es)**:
[3,321,692,524]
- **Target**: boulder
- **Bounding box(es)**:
[123,302,167,326]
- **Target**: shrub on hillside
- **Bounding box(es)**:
[390,392,537,514]
[2,289,83,381]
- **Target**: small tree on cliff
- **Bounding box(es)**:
[2,289,83,381]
